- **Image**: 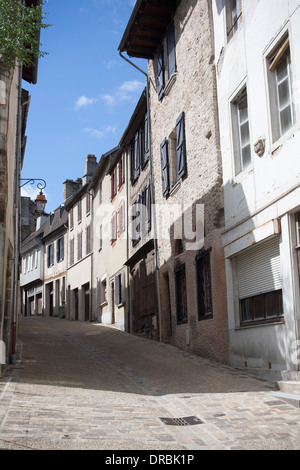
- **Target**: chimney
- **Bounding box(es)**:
[63,178,82,202]
[83,154,97,185]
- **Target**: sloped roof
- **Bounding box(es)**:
[118,0,180,59]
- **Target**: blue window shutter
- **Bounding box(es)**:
[157,45,165,100]
[146,178,151,232]
[134,130,140,180]
[176,112,187,178]
[144,112,150,162]
[161,138,170,197]
[167,21,176,78]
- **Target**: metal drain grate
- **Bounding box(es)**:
[160,416,203,426]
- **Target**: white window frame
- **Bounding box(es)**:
[231,85,252,178]
[266,33,296,146]
[226,0,242,42]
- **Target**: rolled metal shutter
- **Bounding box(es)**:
[236,236,282,299]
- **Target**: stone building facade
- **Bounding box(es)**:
[119,0,229,363]
[120,90,158,338]
[0,0,41,367]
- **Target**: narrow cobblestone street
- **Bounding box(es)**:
[0,316,300,451]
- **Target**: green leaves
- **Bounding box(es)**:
[0,0,50,69]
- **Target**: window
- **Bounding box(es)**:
[131,196,141,247]
[114,273,123,306]
[86,225,91,255]
[70,238,74,265]
[161,112,187,197]
[130,181,151,245]
[268,36,294,142]
[175,264,188,324]
[70,208,74,230]
[47,243,54,268]
[226,0,242,41]
[231,87,251,175]
[77,232,82,261]
[130,114,149,183]
[99,181,103,204]
[196,250,213,320]
[118,199,126,236]
[235,237,283,326]
[100,276,107,305]
[78,199,82,223]
[86,193,91,214]
[167,21,176,79]
[111,211,117,245]
[240,290,283,325]
[57,236,64,263]
[111,166,117,200]
[157,20,176,100]
[118,154,125,190]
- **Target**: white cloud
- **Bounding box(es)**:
[84,125,117,139]
[100,94,117,107]
[100,80,145,108]
[119,80,144,93]
[74,95,95,110]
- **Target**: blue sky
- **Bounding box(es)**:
[21,0,147,213]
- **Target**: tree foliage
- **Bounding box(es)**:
[0,0,50,69]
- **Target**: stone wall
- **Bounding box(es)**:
[147,0,229,363]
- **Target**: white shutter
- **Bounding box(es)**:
[236,236,282,299]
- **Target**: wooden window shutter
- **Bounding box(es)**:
[130,143,134,183]
[161,138,170,197]
[176,112,187,178]
[134,130,140,180]
[167,21,176,78]
[146,179,151,232]
[144,112,150,163]
[157,45,165,100]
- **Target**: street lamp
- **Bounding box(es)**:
[20,178,47,214]
[35,190,47,214]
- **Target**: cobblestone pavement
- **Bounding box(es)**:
[0,316,300,451]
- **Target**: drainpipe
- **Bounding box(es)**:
[11,60,23,364]
[119,51,162,342]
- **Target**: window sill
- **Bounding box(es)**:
[198,313,213,322]
[232,164,253,186]
[235,317,285,330]
[270,123,299,155]
[164,72,177,97]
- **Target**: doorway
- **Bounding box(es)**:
[73,288,79,321]
[111,281,115,324]
[83,283,90,322]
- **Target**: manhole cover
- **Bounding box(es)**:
[160,416,203,426]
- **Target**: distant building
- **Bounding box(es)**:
[65,155,96,322]
[43,206,68,318]
[20,217,46,317]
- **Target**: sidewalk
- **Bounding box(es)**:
[0,316,300,450]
